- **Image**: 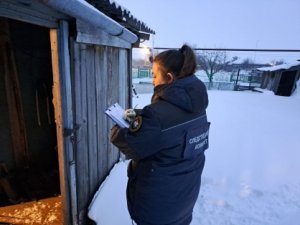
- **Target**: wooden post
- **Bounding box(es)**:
[50,28,69,225]
[50,21,78,225]
[234,68,241,91]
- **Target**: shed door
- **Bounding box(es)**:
[49,22,78,225]
[277,70,297,96]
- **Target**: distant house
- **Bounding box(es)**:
[257,61,300,96]
[0,0,154,224]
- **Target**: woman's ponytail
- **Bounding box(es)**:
[153,44,197,80]
[177,44,197,79]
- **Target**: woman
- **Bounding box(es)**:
[111,44,210,225]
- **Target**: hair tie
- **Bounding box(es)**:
[179,45,187,56]
[179,47,184,54]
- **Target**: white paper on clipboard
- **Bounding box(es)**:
[105,103,129,128]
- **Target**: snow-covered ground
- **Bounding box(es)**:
[89,85,300,225]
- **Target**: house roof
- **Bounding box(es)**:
[87,0,155,38]
[257,61,300,72]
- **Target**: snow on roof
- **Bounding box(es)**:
[257,61,300,72]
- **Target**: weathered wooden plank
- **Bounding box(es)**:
[75,43,89,225]
[106,47,114,170]
[107,47,121,168]
[119,48,128,108]
[49,28,69,225]
[101,46,109,179]
[95,45,109,183]
[127,48,133,108]
[73,42,85,225]
[57,20,78,225]
[118,48,129,160]
[86,45,98,196]
[76,20,131,49]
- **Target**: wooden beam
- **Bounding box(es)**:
[49,28,69,225]
[0,0,69,28]
[50,21,79,225]
[76,20,131,49]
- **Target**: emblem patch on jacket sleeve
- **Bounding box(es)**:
[129,116,143,132]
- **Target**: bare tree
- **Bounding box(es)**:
[240,58,255,70]
[197,51,238,87]
[270,59,285,66]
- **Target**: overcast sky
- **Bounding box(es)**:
[116,0,300,63]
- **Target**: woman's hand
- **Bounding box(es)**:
[123,109,136,122]
[111,125,120,140]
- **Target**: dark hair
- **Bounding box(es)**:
[153,44,196,79]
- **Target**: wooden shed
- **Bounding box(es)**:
[257,61,300,96]
[0,0,154,224]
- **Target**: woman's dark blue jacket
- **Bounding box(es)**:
[111,75,209,225]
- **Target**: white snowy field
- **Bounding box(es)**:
[89,87,300,225]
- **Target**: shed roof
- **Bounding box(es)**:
[87,0,155,36]
[257,61,300,72]
[1,0,154,43]
[40,0,155,44]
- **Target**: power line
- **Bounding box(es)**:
[153,47,300,52]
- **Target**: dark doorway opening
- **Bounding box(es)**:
[276,70,297,96]
[0,18,60,207]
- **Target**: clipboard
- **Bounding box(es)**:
[105,103,129,128]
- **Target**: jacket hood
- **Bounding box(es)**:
[152,75,208,113]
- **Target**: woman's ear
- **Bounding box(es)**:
[166,73,174,84]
